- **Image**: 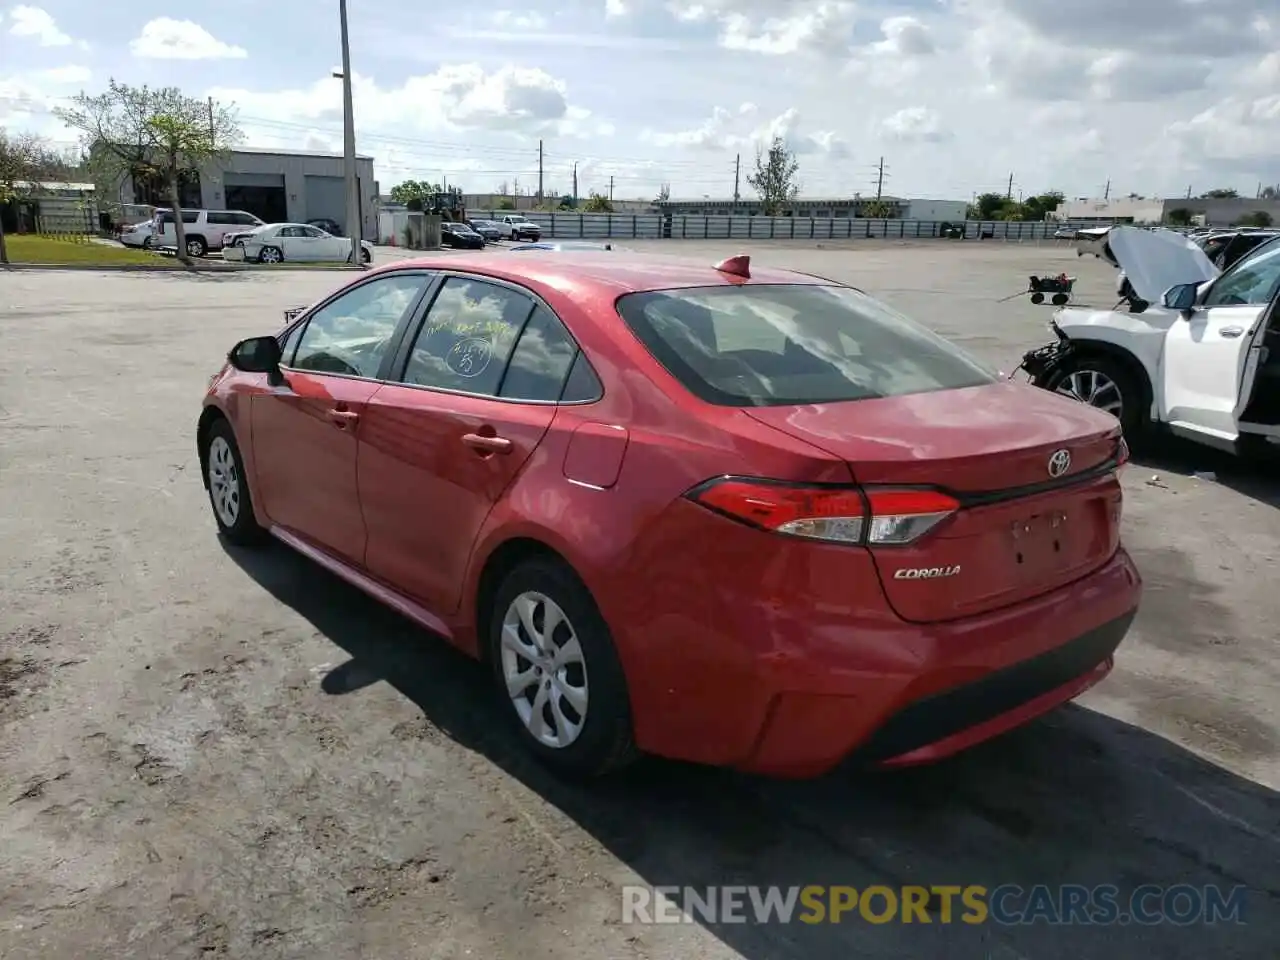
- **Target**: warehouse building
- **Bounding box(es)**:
[104,146,380,241]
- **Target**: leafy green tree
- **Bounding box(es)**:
[0,129,75,262]
[583,191,613,213]
[1200,188,1238,199]
[56,80,240,262]
[390,179,440,209]
[1166,207,1194,226]
[1238,210,1274,228]
[969,192,1007,221]
[746,136,799,216]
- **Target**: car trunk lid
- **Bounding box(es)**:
[744,382,1125,622]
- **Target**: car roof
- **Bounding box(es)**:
[367,251,825,295]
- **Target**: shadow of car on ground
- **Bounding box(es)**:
[1130,434,1280,510]
[220,539,1279,960]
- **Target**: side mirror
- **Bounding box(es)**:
[228,335,283,383]
[1160,282,1200,313]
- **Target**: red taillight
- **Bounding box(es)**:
[686,479,959,546]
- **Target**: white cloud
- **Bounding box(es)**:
[605,0,628,16]
[665,0,856,57]
[129,18,248,60]
[210,63,606,139]
[643,103,848,158]
[881,107,950,143]
[8,5,71,46]
[491,10,548,29]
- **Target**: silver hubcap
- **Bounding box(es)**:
[1057,369,1123,418]
[207,436,241,527]
[500,592,588,749]
[263,248,280,262]
[187,240,203,256]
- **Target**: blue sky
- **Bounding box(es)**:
[1,0,1277,202]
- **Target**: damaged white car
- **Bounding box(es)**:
[1017,225,1280,456]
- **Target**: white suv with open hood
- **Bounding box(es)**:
[1017,225,1280,457]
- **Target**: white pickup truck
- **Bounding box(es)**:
[496,215,542,241]
[1016,225,1280,457]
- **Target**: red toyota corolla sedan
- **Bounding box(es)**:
[198,251,1141,779]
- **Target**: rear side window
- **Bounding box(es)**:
[615,283,995,407]
[498,305,578,401]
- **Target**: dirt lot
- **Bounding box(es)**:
[1,241,1277,960]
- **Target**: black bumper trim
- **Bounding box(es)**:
[852,611,1135,763]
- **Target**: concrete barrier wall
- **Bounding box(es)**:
[471,211,1064,242]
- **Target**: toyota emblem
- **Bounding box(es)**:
[1047,449,1072,478]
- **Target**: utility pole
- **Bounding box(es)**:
[572,161,578,204]
[207,97,215,139]
[338,0,360,262]
[1103,178,1110,201]
[537,140,544,202]
[875,156,887,201]
[1186,185,1192,199]
[1006,172,1014,199]
[609,176,614,203]
[733,153,741,202]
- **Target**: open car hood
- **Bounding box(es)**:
[1103,226,1220,304]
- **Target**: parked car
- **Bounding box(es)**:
[119,220,156,249]
[467,219,503,242]
[1017,225,1280,457]
[152,208,264,258]
[1196,229,1280,271]
[198,250,1141,780]
[307,218,344,236]
[222,222,373,263]
[496,214,541,241]
[508,241,622,251]
[441,222,486,249]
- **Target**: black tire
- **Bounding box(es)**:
[487,558,637,779]
[1030,292,1045,304]
[1052,293,1069,305]
[1044,354,1150,441]
[142,235,153,249]
[203,418,267,546]
[185,236,208,258]
[362,247,372,263]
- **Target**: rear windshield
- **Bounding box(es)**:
[615,283,995,406]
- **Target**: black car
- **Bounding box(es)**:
[306,218,344,236]
[1197,230,1280,270]
[441,222,485,249]
[467,219,502,242]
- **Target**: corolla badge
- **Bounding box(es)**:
[893,565,961,580]
[1047,448,1072,478]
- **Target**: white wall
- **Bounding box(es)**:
[905,199,968,221]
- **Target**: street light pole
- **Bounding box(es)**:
[338,0,360,264]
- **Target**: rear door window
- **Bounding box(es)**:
[615,283,996,407]
[401,276,536,395]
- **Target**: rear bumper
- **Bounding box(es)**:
[609,504,1141,777]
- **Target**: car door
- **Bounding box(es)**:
[358,275,584,615]
[279,226,318,261]
[1160,237,1280,437]
[249,271,435,564]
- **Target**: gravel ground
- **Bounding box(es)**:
[1,240,1276,960]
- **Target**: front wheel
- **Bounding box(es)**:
[185,236,207,258]
[1043,355,1149,439]
[487,558,637,779]
[204,418,267,546]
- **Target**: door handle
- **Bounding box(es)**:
[328,408,360,428]
[462,433,513,454]
[1221,327,1244,338]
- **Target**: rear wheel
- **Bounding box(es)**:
[487,558,637,779]
[258,245,283,264]
[1044,354,1149,439]
[185,236,207,258]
